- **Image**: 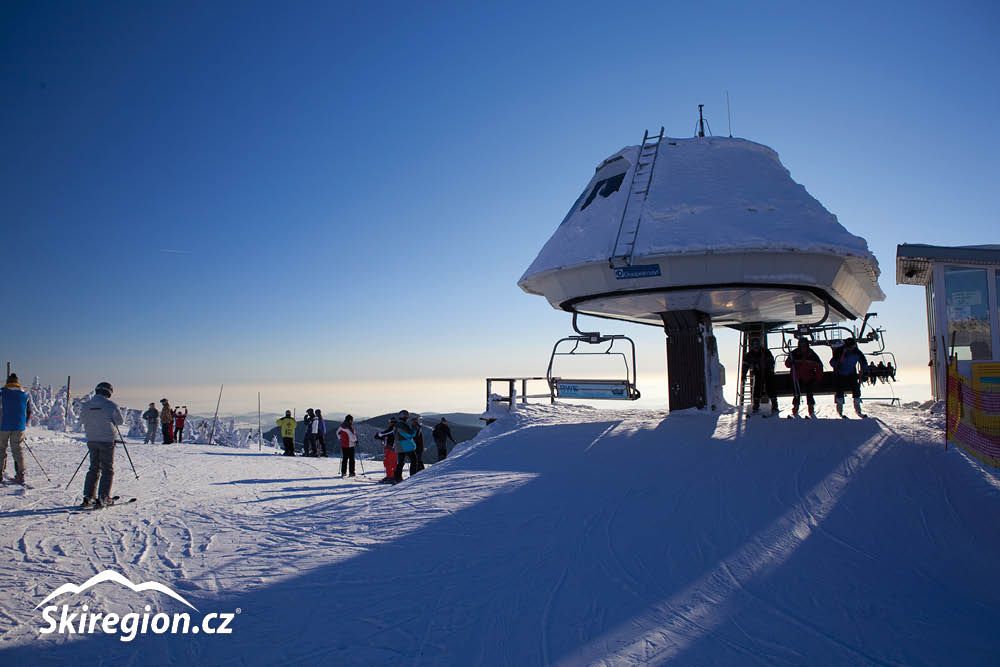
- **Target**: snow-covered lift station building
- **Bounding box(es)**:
[519,120,885,411]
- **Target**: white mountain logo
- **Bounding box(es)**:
[35,570,198,611]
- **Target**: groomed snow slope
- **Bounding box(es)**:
[2,404,999,665]
[521,137,878,279]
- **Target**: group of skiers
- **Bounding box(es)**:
[1,374,126,507]
[742,336,873,418]
[141,399,188,444]
[273,408,457,484]
[274,408,329,457]
[374,411,457,484]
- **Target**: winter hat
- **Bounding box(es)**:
[95,382,114,397]
[397,410,409,420]
[6,373,18,385]
[798,338,811,347]
[284,410,292,417]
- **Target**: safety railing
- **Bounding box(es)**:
[485,377,553,412]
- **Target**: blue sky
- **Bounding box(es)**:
[2,1,998,414]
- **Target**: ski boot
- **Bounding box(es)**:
[95,496,115,509]
[835,398,847,419]
[854,399,868,419]
[808,405,816,419]
[13,473,25,486]
[80,497,95,509]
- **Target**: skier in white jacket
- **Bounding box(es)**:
[79,382,124,508]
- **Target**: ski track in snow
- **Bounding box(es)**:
[1,405,1000,665]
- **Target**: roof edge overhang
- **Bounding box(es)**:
[896,243,1000,286]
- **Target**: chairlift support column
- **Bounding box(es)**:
[662,309,722,411]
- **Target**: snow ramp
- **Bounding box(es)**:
[2,405,999,665]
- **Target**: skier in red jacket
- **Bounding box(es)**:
[336,415,358,478]
[785,338,823,418]
[173,406,188,443]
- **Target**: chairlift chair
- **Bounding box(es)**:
[547,314,641,401]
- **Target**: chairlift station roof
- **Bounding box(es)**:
[519,135,885,327]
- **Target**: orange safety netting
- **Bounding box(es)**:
[946,360,1000,467]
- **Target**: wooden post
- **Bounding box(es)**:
[257,392,262,452]
[65,375,71,431]
[208,384,224,446]
[521,379,528,405]
[5,361,9,378]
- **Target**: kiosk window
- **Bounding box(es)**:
[944,266,992,360]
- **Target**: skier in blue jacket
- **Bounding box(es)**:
[830,338,869,418]
[392,410,419,483]
[0,373,33,485]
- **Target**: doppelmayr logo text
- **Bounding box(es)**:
[37,570,239,642]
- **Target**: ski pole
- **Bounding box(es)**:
[358,451,365,477]
[112,421,140,480]
[66,450,89,490]
[20,438,52,482]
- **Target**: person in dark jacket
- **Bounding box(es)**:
[302,409,316,456]
[314,409,327,457]
[831,338,870,418]
[432,418,457,461]
[142,403,158,444]
[785,339,823,418]
[411,415,425,472]
[80,382,124,507]
[742,339,778,415]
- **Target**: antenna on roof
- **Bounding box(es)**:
[725,91,733,137]
[695,104,712,138]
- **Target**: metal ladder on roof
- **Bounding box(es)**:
[609,127,664,268]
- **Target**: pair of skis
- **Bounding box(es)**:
[73,496,138,512]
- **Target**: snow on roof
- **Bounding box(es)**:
[522,136,879,281]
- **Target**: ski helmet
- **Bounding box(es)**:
[95,382,114,397]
